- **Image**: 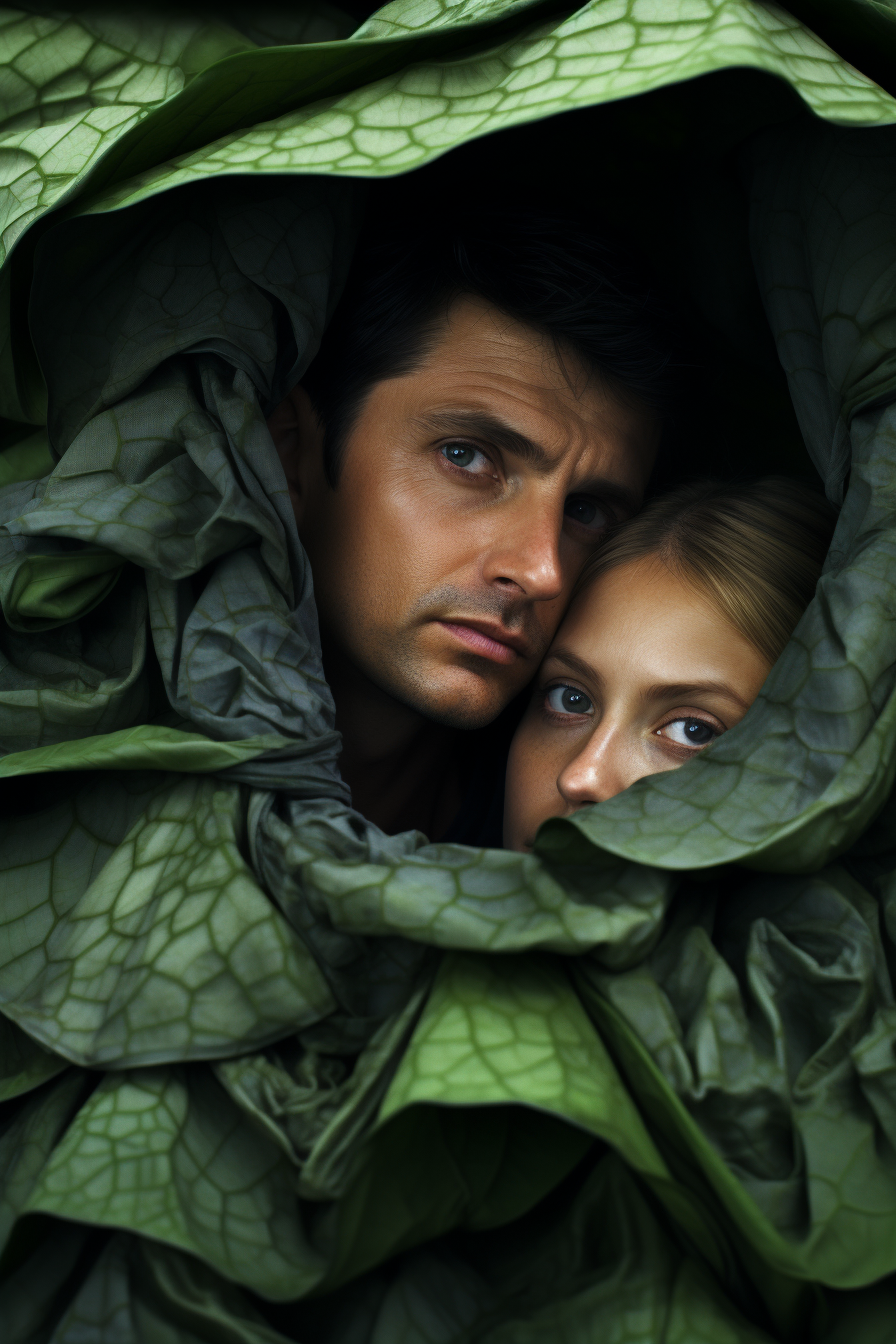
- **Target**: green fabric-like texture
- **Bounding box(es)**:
[1,547,125,631]
[4,1,896,1341]
[68,0,896,222]
[0,725,281,779]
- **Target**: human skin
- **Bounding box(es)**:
[503,555,772,851]
[270,295,659,836]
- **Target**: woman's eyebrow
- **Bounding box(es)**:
[642,681,751,711]
[544,649,602,685]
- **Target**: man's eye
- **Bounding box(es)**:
[564,495,609,533]
[441,441,489,472]
[658,718,718,749]
[546,684,594,716]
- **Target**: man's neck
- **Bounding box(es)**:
[323,641,465,838]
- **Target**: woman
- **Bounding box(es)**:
[505,478,836,849]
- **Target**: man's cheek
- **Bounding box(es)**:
[382,465,498,558]
[528,601,567,664]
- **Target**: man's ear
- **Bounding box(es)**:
[266,383,326,528]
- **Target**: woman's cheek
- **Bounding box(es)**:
[503,724,561,851]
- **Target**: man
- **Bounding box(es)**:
[266,212,673,841]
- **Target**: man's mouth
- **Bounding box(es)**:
[437,619,534,665]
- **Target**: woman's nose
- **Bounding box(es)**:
[556,731,639,806]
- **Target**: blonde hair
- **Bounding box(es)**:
[576,478,836,666]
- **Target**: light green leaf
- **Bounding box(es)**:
[84,0,896,218]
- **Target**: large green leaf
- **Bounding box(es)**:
[779,0,896,98]
[0,0,554,289]
[0,0,890,432]
[74,0,896,222]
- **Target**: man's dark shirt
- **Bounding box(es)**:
[441,692,527,848]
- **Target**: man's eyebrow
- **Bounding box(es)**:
[415,410,553,472]
[415,409,643,516]
[642,681,752,712]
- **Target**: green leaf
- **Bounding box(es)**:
[0,429,52,487]
[379,951,666,1174]
[0,724,280,779]
[0,7,256,265]
[0,1014,68,1103]
[575,862,896,1292]
[0,1071,92,1255]
[79,0,896,219]
[24,1065,323,1301]
[256,796,674,961]
[0,547,124,631]
[0,773,334,1066]
[779,0,896,98]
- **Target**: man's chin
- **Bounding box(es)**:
[381,659,522,730]
[406,685,509,731]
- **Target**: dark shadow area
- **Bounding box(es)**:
[361,69,823,494]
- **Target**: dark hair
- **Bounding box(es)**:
[574,477,837,665]
[303,210,679,486]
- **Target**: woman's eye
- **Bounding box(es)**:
[564,495,609,534]
[441,441,490,473]
[546,684,594,716]
[658,718,718,749]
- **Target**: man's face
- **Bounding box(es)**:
[293,296,660,729]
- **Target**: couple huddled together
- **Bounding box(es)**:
[267,210,833,845]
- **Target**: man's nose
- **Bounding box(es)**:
[556,729,638,807]
[483,496,564,601]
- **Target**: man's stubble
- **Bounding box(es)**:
[340,581,552,731]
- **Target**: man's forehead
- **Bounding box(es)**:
[433,294,590,391]
[415,295,651,439]
[400,314,656,473]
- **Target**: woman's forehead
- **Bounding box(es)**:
[550,556,769,692]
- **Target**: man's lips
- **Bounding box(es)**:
[437,619,534,665]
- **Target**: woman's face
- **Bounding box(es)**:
[503,554,772,851]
